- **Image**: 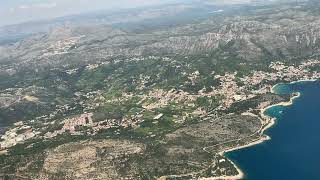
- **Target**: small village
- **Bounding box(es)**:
[0,121,40,151]
[40,36,84,58]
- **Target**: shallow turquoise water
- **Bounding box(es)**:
[226,80,320,180]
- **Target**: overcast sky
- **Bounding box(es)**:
[0,0,179,27]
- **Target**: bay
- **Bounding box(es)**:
[226,80,320,179]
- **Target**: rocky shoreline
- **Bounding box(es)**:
[213,81,307,179]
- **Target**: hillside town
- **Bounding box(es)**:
[1,59,320,152]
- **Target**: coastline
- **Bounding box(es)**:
[214,80,309,180]
[271,79,317,94]
[200,160,244,180]
[262,92,301,112]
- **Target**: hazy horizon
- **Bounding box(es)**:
[0,0,302,27]
[0,0,182,27]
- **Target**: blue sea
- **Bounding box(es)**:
[226,80,320,180]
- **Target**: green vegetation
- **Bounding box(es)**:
[133,115,178,137]
[195,95,223,111]
[93,96,142,122]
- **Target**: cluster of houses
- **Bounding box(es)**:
[0,122,40,151]
[41,36,84,57]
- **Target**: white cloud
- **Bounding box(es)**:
[35,2,57,9]
[204,0,252,5]
[9,8,15,13]
[17,2,57,10]
[18,5,30,9]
